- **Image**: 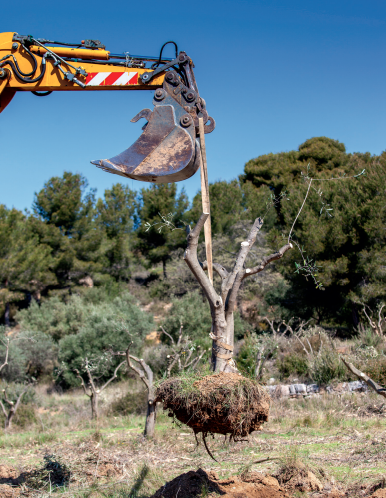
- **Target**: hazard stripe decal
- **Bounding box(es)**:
[86,72,139,86]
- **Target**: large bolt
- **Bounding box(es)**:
[12,43,18,50]
[154,88,165,100]
[180,114,192,127]
[186,92,195,102]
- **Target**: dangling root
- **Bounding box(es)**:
[202,432,218,462]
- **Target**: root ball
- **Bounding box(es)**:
[155,372,270,439]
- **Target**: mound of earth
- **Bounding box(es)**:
[150,468,291,498]
[155,372,270,439]
[0,465,21,497]
[273,463,323,492]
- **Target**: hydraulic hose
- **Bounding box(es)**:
[13,44,38,77]
[1,55,46,83]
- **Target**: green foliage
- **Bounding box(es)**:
[13,403,37,428]
[362,356,386,387]
[237,332,279,378]
[96,184,137,281]
[309,348,347,385]
[188,180,245,236]
[17,284,129,342]
[0,382,36,428]
[109,389,148,416]
[278,354,309,380]
[136,184,189,277]
[0,206,53,319]
[17,296,88,342]
[33,172,91,235]
[243,136,386,326]
[57,292,153,387]
[0,327,57,382]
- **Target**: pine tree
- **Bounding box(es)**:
[0,206,53,325]
[136,184,188,278]
[96,184,137,281]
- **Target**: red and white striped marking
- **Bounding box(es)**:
[86,72,138,86]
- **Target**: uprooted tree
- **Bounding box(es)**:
[184,213,292,373]
[182,164,366,373]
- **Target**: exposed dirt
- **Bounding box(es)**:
[155,372,270,439]
[273,463,323,492]
[0,484,20,497]
[0,466,21,497]
[150,468,292,498]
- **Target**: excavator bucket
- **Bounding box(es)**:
[91,69,214,184]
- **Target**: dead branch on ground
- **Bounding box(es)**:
[341,358,386,399]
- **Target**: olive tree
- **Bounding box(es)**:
[185,213,292,372]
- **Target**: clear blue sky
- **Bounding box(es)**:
[1,0,385,211]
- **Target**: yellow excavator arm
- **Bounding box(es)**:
[0,32,215,183]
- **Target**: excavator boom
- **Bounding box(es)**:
[0,32,215,183]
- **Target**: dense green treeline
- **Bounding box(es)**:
[1,136,385,331]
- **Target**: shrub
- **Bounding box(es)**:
[16,284,128,343]
[278,354,309,380]
[362,356,386,386]
[17,295,88,342]
[13,403,37,428]
[356,327,384,350]
[109,389,148,416]
[58,292,153,387]
[309,348,347,385]
[142,344,171,376]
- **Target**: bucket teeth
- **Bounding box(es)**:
[91,103,199,183]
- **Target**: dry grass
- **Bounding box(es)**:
[0,384,385,497]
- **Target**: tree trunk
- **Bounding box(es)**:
[144,388,156,438]
[211,311,235,373]
[91,392,99,420]
[162,260,167,280]
[144,375,156,437]
[255,349,263,379]
[4,408,14,429]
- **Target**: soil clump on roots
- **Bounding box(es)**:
[155,372,270,440]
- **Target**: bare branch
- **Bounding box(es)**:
[260,317,277,336]
[184,213,222,309]
[223,217,263,305]
[378,304,385,336]
[0,399,7,418]
[244,243,293,278]
[3,388,14,407]
[100,361,126,392]
[255,347,264,379]
[190,350,206,370]
[293,335,311,357]
[0,337,10,374]
[342,358,386,399]
[125,344,150,390]
[83,359,97,393]
[159,326,175,345]
[13,386,28,413]
[75,369,91,397]
[202,261,229,280]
